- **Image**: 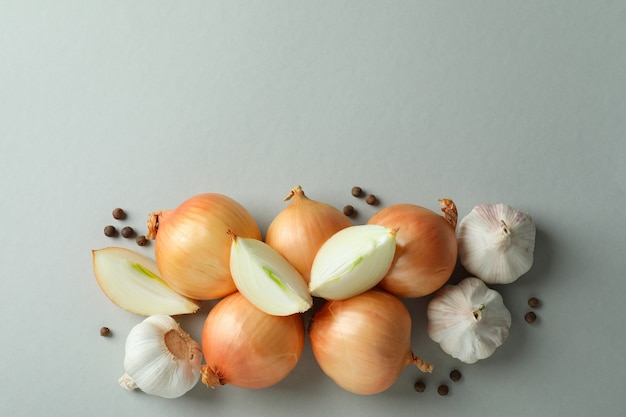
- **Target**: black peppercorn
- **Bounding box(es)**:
[413,380,426,393]
[112,208,126,220]
[136,235,149,246]
[449,369,462,382]
[343,205,356,217]
[121,226,135,238]
[525,311,537,323]
[104,225,117,237]
[351,186,363,197]
[437,384,449,396]
[528,297,540,308]
[365,194,378,205]
[100,327,111,337]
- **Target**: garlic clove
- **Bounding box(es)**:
[119,315,203,398]
[457,204,536,284]
[309,225,397,300]
[92,247,200,316]
[229,231,313,316]
[427,277,512,364]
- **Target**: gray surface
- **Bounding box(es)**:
[1,1,625,416]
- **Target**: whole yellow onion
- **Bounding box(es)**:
[309,289,432,395]
[265,185,352,283]
[201,292,305,389]
[366,200,458,298]
[146,193,261,300]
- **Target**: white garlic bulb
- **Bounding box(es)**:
[427,277,511,364]
[457,203,536,284]
[119,315,202,398]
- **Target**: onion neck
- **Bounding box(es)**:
[146,210,171,240]
[284,185,307,202]
[439,198,458,230]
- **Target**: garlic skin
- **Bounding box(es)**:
[457,203,536,284]
[119,315,202,398]
[229,232,313,316]
[427,277,511,364]
[309,225,397,300]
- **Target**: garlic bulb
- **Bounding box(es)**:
[427,277,511,364]
[229,231,312,316]
[119,315,202,398]
[457,203,536,284]
[309,225,397,300]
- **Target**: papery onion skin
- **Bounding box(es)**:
[265,185,352,283]
[200,292,305,389]
[367,202,458,298]
[147,193,262,300]
[309,289,432,395]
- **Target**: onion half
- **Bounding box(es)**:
[309,289,432,395]
[147,193,261,300]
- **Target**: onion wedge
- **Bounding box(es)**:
[92,247,200,316]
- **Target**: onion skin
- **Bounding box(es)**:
[367,202,458,298]
[265,185,352,283]
[147,193,261,300]
[200,292,305,389]
[309,290,432,395]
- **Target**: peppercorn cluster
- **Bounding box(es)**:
[103,208,149,247]
[525,297,540,323]
[343,186,380,219]
[414,369,462,397]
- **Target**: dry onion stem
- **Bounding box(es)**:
[439,198,458,230]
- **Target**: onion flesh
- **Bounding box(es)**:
[366,200,458,298]
[309,225,397,300]
[200,292,305,389]
[309,289,432,395]
[229,232,312,316]
[147,193,261,300]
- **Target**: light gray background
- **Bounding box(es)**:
[1,1,625,416]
